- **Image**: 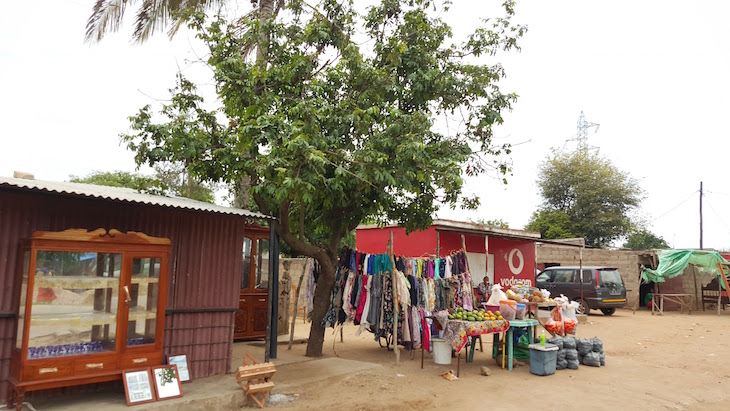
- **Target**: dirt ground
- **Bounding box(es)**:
[263,307,730,411]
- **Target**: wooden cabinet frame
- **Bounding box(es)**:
[7,228,170,411]
[234,224,270,340]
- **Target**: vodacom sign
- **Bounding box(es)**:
[508,248,524,275]
[492,238,536,288]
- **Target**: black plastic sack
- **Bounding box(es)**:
[563,336,576,349]
[557,349,567,360]
[548,336,564,349]
[564,348,578,360]
[600,352,606,366]
[577,338,593,356]
[592,337,603,352]
[556,359,568,370]
[567,359,579,370]
[583,352,601,367]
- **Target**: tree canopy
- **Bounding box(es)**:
[70,167,216,203]
[470,218,510,229]
[526,148,642,248]
[116,0,525,356]
[525,209,575,240]
[623,229,669,250]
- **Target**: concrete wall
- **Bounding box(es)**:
[536,244,652,310]
[537,244,722,311]
[277,258,308,335]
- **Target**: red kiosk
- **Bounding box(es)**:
[355,219,541,291]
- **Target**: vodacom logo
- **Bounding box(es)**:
[508,248,524,275]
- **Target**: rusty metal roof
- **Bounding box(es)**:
[0,176,274,220]
[357,218,542,241]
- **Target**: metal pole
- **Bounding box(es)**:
[270,224,280,359]
[579,247,584,313]
[700,181,704,250]
[265,221,275,362]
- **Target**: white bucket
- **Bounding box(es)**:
[431,338,452,365]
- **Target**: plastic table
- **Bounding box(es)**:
[492,318,539,370]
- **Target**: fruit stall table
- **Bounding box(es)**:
[426,311,510,377]
[491,318,539,371]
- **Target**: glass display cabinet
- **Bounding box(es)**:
[8,229,170,411]
[234,223,270,340]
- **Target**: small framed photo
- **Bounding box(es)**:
[122,368,156,406]
[167,354,191,383]
[152,365,183,400]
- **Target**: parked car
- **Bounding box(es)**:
[536,266,627,315]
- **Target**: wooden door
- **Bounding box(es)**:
[234,225,270,340]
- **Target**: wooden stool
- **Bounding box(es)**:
[236,353,276,408]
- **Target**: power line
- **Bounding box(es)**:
[704,196,730,234]
[649,190,699,223]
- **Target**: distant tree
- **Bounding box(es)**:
[623,230,669,250]
[525,210,575,239]
[70,168,215,203]
[70,171,160,192]
[530,148,642,247]
[470,218,510,228]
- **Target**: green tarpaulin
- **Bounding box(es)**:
[642,249,730,289]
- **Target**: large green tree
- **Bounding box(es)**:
[623,229,669,250]
[526,148,642,248]
[110,0,525,356]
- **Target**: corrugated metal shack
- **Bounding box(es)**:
[0,176,273,400]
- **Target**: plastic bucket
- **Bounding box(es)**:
[482,304,500,313]
[499,300,517,321]
[528,343,558,376]
[515,303,527,320]
[431,338,452,365]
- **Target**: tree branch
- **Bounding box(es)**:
[277,200,328,260]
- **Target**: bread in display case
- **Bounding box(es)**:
[8,229,170,411]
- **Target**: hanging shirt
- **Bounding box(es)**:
[445,256,453,278]
[343,270,356,318]
[354,275,369,324]
[356,275,373,336]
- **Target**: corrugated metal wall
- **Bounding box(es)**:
[0,188,246,400]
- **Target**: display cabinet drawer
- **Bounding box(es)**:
[120,352,163,369]
[74,356,118,375]
[23,362,73,381]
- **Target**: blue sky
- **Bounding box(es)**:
[1,1,729,250]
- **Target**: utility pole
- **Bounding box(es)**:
[700,181,703,250]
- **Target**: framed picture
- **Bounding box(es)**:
[122,368,156,406]
[152,365,183,400]
[167,354,191,383]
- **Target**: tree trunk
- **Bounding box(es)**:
[233,175,251,209]
[305,255,337,357]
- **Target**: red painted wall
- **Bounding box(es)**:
[356,226,438,256]
[437,232,486,255]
